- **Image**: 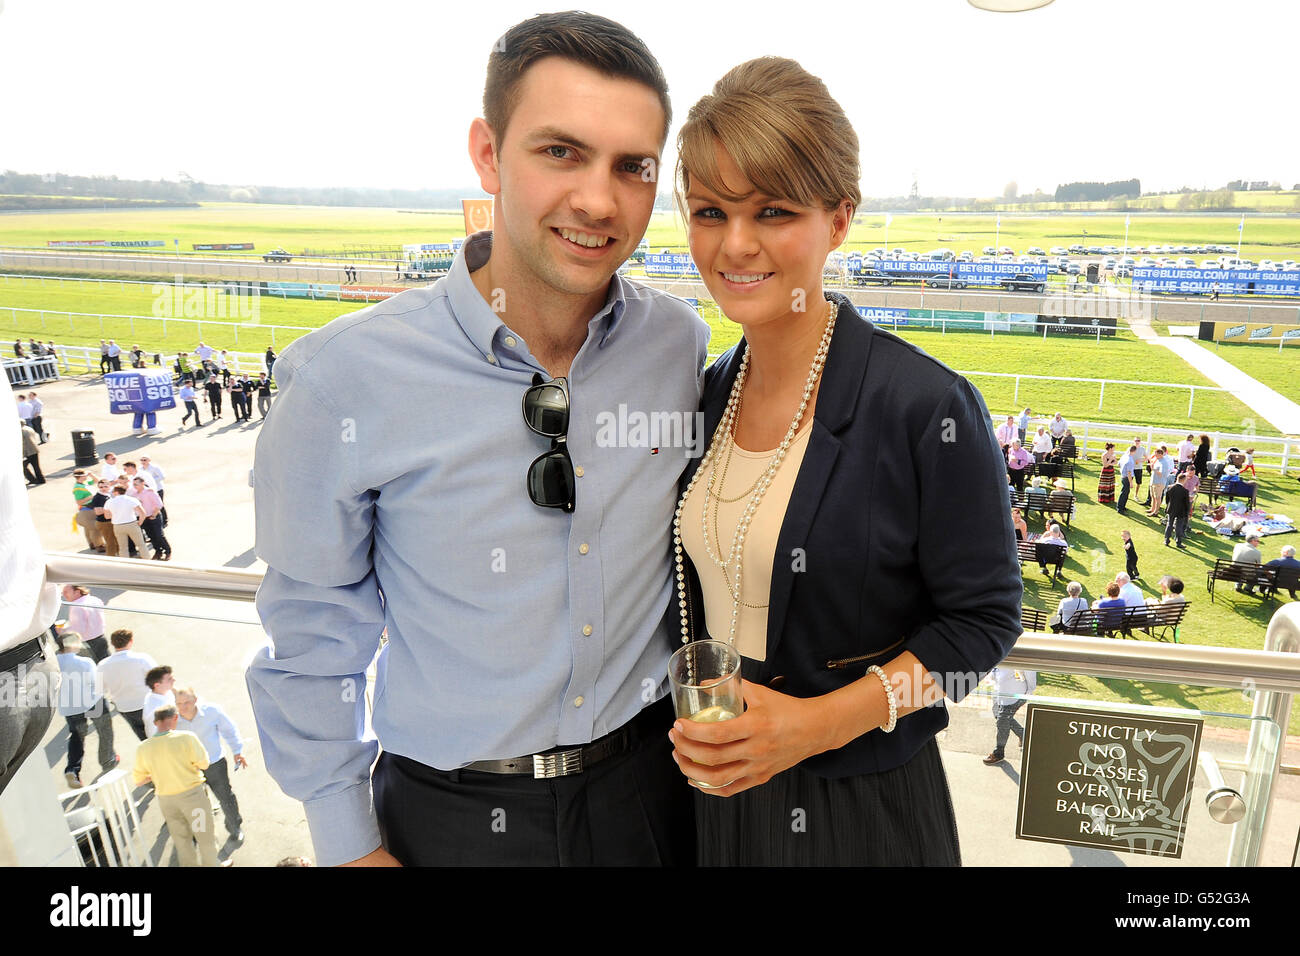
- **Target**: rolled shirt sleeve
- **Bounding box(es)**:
[906,376,1024,702]
[246,349,387,867]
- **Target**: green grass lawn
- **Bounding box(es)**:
[1014,457,1300,734]
[3,272,1285,435]
[696,301,1278,436]
[1200,340,1300,407]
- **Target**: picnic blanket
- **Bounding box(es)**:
[1201,502,1296,538]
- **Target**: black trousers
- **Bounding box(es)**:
[66,705,115,777]
[208,391,222,416]
[0,637,58,798]
[204,756,243,836]
[29,414,44,442]
[143,515,170,557]
[182,400,201,424]
[22,454,44,485]
[374,701,695,866]
[119,708,147,741]
[81,636,109,663]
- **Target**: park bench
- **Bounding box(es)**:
[1061,602,1188,642]
[1204,478,1258,510]
[1010,490,1076,527]
[1028,459,1075,492]
[1020,606,1050,633]
[1206,559,1275,603]
[1016,538,1066,583]
[1261,565,1300,602]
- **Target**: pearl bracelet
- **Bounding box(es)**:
[867,665,897,734]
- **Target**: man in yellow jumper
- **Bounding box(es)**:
[132,705,226,867]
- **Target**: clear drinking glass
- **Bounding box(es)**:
[668,640,744,789]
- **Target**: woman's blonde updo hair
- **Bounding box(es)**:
[675,57,860,219]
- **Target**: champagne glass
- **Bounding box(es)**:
[668,640,743,789]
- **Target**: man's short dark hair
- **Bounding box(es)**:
[145,665,172,690]
[1168,577,1184,595]
[484,11,671,147]
[110,629,133,650]
[153,705,177,724]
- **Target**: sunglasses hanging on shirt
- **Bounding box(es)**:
[522,373,575,513]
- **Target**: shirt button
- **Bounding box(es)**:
[574,466,584,478]
[579,543,589,555]
[505,336,517,348]
[487,353,497,364]
[582,624,593,636]
[574,696,585,708]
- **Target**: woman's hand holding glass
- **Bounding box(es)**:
[668,679,834,797]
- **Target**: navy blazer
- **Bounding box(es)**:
[680,292,1023,778]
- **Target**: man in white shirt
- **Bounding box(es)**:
[121,460,156,490]
[1131,437,1148,503]
[100,452,120,482]
[1,392,62,797]
[96,629,157,741]
[105,486,152,559]
[142,665,177,735]
[26,392,45,443]
[194,341,215,364]
[1115,572,1144,607]
[1049,412,1068,446]
[57,584,108,662]
[1177,434,1196,471]
[983,664,1037,765]
[16,395,32,425]
[106,340,122,370]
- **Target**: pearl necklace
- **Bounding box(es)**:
[673,295,838,650]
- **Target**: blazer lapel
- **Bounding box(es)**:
[760,297,873,678]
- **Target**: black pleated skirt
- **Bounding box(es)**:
[696,736,961,866]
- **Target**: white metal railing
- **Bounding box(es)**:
[49,342,270,376]
[0,271,406,305]
[970,369,1227,418]
[995,416,1297,477]
[6,305,314,347]
[39,551,1300,867]
[58,769,152,867]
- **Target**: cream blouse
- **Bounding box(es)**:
[679,420,812,662]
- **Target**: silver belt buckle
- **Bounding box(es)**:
[533,748,583,779]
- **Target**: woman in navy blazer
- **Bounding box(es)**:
[668,58,1023,865]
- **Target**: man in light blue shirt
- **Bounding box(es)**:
[1117,445,1136,515]
[56,634,116,789]
[176,685,246,845]
[247,12,709,867]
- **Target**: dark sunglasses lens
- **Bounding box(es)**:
[528,451,575,511]
[524,383,568,437]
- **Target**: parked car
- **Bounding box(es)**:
[923,274,967,289]
[262,248,292,262]
[1068,244,1085,254]
[1027,246,1046,256]
[853,269,895,286]
[1049,246,1068,256]
[998,272,1047,293]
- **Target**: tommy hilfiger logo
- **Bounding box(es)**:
[594,406,705,459]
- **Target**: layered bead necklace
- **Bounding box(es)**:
[673,295,838,650]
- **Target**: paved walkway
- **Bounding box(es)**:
[1129,317,1300,435]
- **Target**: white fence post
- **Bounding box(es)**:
[1098,381,1105,411]
[1188,386,1195,417]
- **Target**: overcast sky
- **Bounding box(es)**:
[2,0,1296,198]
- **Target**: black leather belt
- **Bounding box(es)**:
[463,695,672,779]
[0,636,47,673]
